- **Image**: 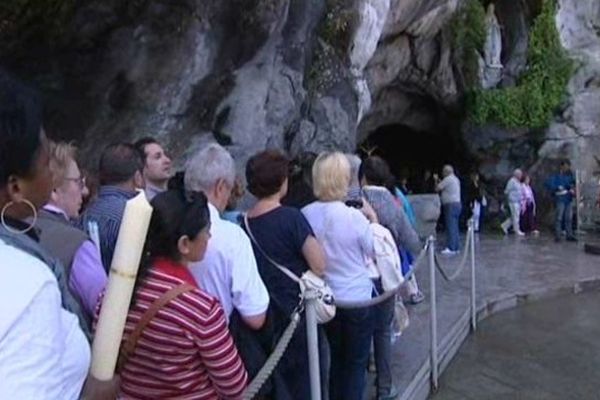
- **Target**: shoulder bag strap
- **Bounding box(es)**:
[243,213,300,284]
[118,283,196,370]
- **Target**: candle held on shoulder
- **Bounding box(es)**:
[90,191,153,381]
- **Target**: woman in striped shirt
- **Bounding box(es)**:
[117,188,247,399]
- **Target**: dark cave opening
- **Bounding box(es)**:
[359,123,474,193]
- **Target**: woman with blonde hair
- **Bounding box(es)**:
[302,151,377,400]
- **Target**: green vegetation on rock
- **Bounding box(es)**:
[307,0,356,96]
[466,0,574,128]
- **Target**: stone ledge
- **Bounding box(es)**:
[398,277,600,400]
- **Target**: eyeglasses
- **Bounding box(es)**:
[64,176,87,190]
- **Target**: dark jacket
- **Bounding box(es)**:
[545,172,575,204]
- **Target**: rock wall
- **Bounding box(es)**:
[0,0,463,172]
[1,0,598,222]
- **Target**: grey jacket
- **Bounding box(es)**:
[362,185,422,255]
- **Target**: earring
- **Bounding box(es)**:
[0,199,38,235]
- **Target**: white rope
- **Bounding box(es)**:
[434,225,473,282]
[336,244,429,309]
[242,312,302,400]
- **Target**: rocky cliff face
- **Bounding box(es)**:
[0,0,463,170]
[1,0,598,218]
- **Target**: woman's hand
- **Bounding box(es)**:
[81,374,120,400]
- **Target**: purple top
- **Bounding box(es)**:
[69,240,107,317]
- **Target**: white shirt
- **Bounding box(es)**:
[438,174,461,205]
[0,239,90,399]
[190,203,269,320]
[302,201,374,303]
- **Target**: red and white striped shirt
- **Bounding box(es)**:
[118,258,247,399]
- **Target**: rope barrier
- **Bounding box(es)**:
[335,243,429,309]
[243,221,476,398]
[434,226,473,282]
[242,311,302,400]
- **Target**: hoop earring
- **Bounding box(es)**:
[0,199,38,235]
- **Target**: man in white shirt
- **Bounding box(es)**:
[185,143,269,330]
[435,165,462,255]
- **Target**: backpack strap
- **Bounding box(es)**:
[117,283,195,371]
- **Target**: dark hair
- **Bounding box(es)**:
[133,137,159,163]
[246,149,289,198]
[98,143,144,185]
[560,160,571,167]
[359,156,394,187]
[132,188,210,305]
[167,170,185,190]
[0,69,43,188]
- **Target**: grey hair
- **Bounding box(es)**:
[443,165,454,175]
[345,153,362,187]
[184,143,236,193]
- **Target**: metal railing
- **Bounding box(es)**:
[428,219,477,390]
[244,220,478,398]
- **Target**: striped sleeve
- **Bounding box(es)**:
[191,302,248,398]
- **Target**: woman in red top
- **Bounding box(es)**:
[119,189,248,399]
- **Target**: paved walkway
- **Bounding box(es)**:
[429,291,600,400]
[387,232,600,400]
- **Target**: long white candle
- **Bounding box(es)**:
[90,191,153,381]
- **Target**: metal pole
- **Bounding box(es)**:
[469,220,477,332]
[305,290,322,400]
[428,236,438,391]
[576,169,582,235]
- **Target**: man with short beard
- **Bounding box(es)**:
[134,137,172,200]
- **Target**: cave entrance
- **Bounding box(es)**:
[359,123,473,194]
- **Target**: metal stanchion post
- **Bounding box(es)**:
[304,290,322,400]
[428,236,438,391]
[469,220,477,332]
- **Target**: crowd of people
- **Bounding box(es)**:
[0,69,580,400]
[0,70,430,400]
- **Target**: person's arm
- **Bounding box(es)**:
[70,241,108,317]
[302,236,326,277]
[193,304,248,399]
[436,177,446,193]
[360,197,379,224]
[231,231,269,330]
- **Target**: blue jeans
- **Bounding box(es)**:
[443,202,462,251]
[373,280,395,398]
[326,307,374,400]
[555,201,574,238]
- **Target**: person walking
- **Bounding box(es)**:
[520,174,539,235]
[545,161,577,242]
[435,165,462,255]
[501,169,525,236]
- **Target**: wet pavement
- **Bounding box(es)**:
[387,231,600,400]
[429,291,600,400]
